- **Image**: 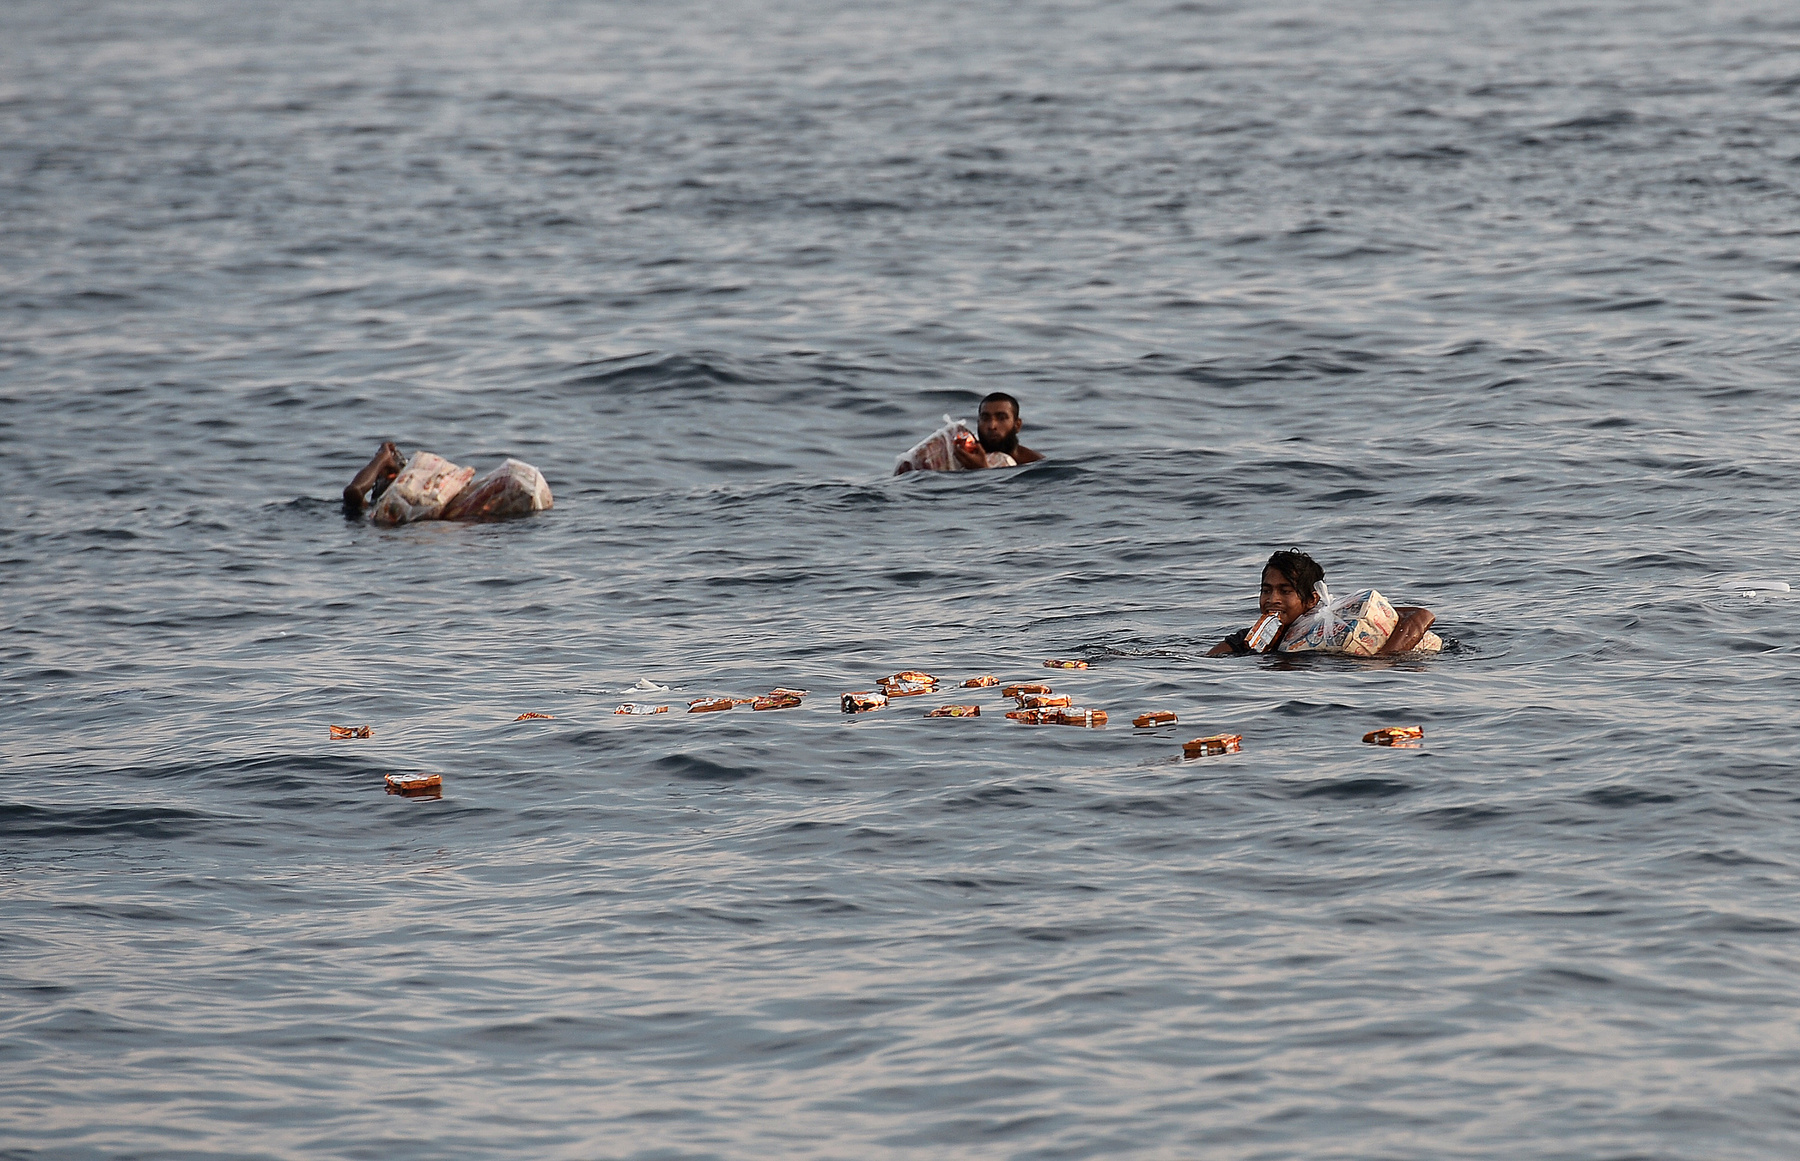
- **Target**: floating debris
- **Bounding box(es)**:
[1043,659,1088,670]
[1016,693,1072,709]
[688,698,737,714]
[1133,711,1178,728]
[615,703,670,715]
[1183,734,1241,757]
[841,691,888,713]
[962,675,1000,688]
[1364,725,1424,747]
[924,704,980,718]
[1002,683,1052,698]
[385,772,441,797]
[752,691,804,711]
[329,725,372,740]
[514,712,553,722]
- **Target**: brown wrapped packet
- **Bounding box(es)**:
[688,698,736,713]
[1017,693,1072,709]
[1046,708,1106,728]
[1002,683,1052,698]
[1183,734,1242,757]
[386,772,441,797]
[1133,711,1178,728]
[753,692,803,711]
[514,712,553,722]
[962,675,1000,688]
[841,691,888,713]
[924,705,980,718]
[878,672,934,689]
[1043,659,1088,670]
[329,725,372,740]
[1363,726,1424,746]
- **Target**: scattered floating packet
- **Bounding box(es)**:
[878,671,934,688]
[924,704,980,718]
[1043,659,1088,670]
[688,698,737,714]
[329,725,372,740]
[841,691,888,713]
[514,712,553,722]
[1133,711,1178,728]
[1183,734,1241,757]
[752,691,803,711]
[1007,707,1106,727]
[962,675,1000,688]
[1002,683,1052,698]
[1363,725,1424,746]
[882,680,936,698]
[1016,693,1072,709]
[615,703,670,715]
[385,772,441,797]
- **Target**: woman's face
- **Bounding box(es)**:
[1259,565,1314,624]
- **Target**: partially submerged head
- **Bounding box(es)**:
[1260,549,1323,624]
[977,392,1023,454]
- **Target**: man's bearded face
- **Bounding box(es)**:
[977,403,1020,454]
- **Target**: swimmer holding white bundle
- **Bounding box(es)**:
[895,392,1045,475]
[1209,549,1437,657]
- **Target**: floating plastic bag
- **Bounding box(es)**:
[1278,585,1399,655]
[441,458,554,521]
[369,452,476,525]
[894,416,980,474]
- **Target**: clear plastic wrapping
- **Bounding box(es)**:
[894,416,980,474]
[440,458,554,521]
[368,452,476,525]
[1278,585,1399,655]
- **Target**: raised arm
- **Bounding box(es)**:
[342,441,404,516]
[1377,607,1436,655]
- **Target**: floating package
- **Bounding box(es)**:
[963,675,1000,688]
[894,416,980,474]
[753,691,803,711]
[615,703,670,715]
[924,705,980,718]
[1008,707,1106,727]
[440,459,553,521]
[1184,734,1242,757]
[1133,711,1178,728]
[368,452,477,525]
[513,712,553,722]
[1414,631,1443,654]
[1016,693,1072,709]
[1364,725,1424,746]
[329,725,371,739]
[1279,586,1398,656]
[386,772,442,797]
[1002,683,1052,699]
[1043,659,1088,670]
[688,698,737,714]
[842,691,888,714]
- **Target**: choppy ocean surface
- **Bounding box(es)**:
[5,0,1800,1156]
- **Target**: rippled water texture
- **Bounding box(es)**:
[5,0,1800,1156]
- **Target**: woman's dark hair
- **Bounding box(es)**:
[1266,549,1324,606]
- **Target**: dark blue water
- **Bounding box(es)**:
[5,0,1800,1156]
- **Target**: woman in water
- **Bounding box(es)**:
[1208,549,1436,656]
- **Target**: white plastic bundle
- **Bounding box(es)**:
[1278,584,1399,656]
[441,458,554,520]
[368,452,476,525]
[894,415,977,474]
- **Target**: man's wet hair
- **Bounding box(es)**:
[980,392,1021,421]
[1266,549,1324,604]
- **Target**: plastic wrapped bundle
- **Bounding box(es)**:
[368,453,476,525]
[441,459,554,521]
[894,416,980,475]
[1278,587,1399,656]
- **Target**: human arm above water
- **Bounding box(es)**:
[342,441,404,517]
[1377,607,1435,654]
